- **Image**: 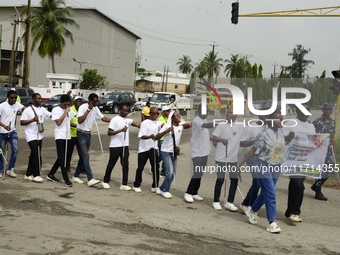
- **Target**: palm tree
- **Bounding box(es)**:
[21,0,79,73]
[177,55,193,74]
[194,59,208,78]
[224,54,239,79]
[203,51,224,83]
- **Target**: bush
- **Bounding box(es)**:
[80,69,108,90]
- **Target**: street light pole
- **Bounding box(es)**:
[73,58,89,89]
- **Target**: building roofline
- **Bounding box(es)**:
[1,6,141,40]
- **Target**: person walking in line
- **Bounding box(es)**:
[142,102,151,121]
[0,89,26,178]
[133,107,163,193]
[157,106,170,176]
[102,104,140,190]
[47,95,76,187]
[236,109,286,233]
[184,104,214,203]
[239,107,269,215]
[67,96,83,175]
[72,93,111,187]
[20,93,51,182]
[283,104,315,222]
[311,102,336,201]
[155,111,191,199]
[212,108,245,211]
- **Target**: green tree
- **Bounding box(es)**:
[194,59,208,78]
[224,54,239,79]
[286,44,314,78]
[80,69,108,90]
[204,51,224,83]
[21,0,79,73]
[177,55,193,74]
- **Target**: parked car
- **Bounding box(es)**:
[252,100,270,110]
[0,87,35,106]
[42,94,87,112]
[98,92,136,113]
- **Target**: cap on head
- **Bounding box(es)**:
[321,102,333,109]
[162,106,170,111]
[68,90,72,93]
[74,96,82,101]
[11,88,16,91]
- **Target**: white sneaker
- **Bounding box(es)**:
[120,185,132,191]
[32,176,43,183]
[151,188,158,193]
[72,176,84,184]
[101,181,110,189]
[212,202,222,210]
[87,179,100,187]
[225,202,238,212]
[192,195,204,201]
[132,186,142,193]
[0,172,3,178]
[267,222,281,233]
[156,188,162,195]
[286,214,302,222]
[184,193,194,203]
[6,169,17,178]
[240,204,250,216]
[248,209,258,224]
[161,191,172,199]
[24,175,33,181]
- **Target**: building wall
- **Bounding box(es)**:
[135,81,186,94]
[0,7,138,90]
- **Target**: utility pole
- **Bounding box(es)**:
[23,0,32,87]
[165,66,169,92]
[9,20,18,86]
[209,41,217,87]
[161,65,166,92]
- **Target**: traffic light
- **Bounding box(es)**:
[231,2,239,24]
[331,70,340,95]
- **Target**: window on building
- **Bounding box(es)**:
[72,83,77,89]
[154,83,160,88]
[52,81,57,88]
[175,85,178,89]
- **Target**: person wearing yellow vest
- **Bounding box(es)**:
[6,88,21,103]
[157,106,170,176]
[142,102,151,121]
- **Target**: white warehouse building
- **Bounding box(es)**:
[0,6,141,91]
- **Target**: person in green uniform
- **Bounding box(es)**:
[157,106,170,176]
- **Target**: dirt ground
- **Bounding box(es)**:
[0,110,339,255]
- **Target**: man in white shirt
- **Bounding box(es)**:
[47,95,76,187]
[284,104,316,222]
[0,90,26,178]
[20,93,51,182]
[102,104,140,190]
[184,104,214,203]
[132,107,163,193]
[212,108,245,211]
[72,93,111,187]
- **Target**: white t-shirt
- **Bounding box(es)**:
[20,106,52,142]
[160,124,184,153]
[109,116,133,148]
[138,119,163,153]
[52,106,76,140]
[242,122,266,154]
[283,117,316,153]
[77,103,104,132]
[0,101,24,133]
[190,116,211,158]
[213,121,245,162]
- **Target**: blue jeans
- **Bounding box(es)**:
[251,160,280,222]
[242,155,261,207]
[74,131,93,181]
[0,131,19,172]
[158,140,166,174]
[213,161,238,203]
[159,152,177,192]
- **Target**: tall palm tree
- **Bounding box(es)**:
[224,54,239,79]
[21,0,79,73]
[177,55,193,74]
[203,51,224,83]
[194,59,208,78]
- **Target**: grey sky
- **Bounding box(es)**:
[7,0,340,78]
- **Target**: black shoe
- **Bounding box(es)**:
[47,175,59,182]
[64,181,73,187]
[315,192,328,201]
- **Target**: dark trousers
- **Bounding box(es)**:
[213,161,238,203]
[285,177,305,217]
[104,147,129,185]
[134,148,160,188]
[67,137,82,172]
[26,139,42,177]
[48,139,71,183]
[186,156,208,195]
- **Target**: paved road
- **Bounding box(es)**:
[0,109,339,254]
